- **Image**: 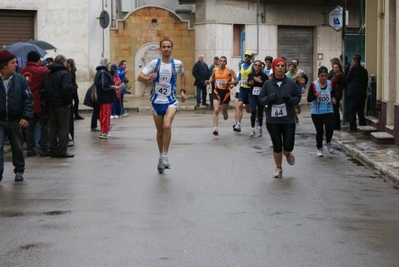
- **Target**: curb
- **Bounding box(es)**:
[333,137,399,186]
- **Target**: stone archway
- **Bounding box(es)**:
[134,42,161,97]
[110,6,195,96]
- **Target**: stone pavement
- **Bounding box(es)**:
[7,94,399,187]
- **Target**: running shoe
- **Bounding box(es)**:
[213,128,219,136]
[233,124,241,132]
[257,127,262,137]
[223,113,228,120]
[317,148,323,157]
[110,115,115,119]
[157,158,164,173]
[297,104,302,114]
[249,128,255,138]
[99,133,112,139]
[162,156,170,169]
[273,168,283,179]
[120,113,129,118]
[286,153,295,165]
[326,142,334,153]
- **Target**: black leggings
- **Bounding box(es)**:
[311,113,334,149]
[249,94,264,127]
[72,92,80,117]
[266,123,296,153]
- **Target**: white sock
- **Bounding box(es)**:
[162,152,168,158]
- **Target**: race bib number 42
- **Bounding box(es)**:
[271,104,287,117]
[155,83,171,95]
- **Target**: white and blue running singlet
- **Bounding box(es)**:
[310,80,334,114]
[142,58,184,105]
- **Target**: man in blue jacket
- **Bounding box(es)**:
[116,60,130,117]
[0,50,33,182]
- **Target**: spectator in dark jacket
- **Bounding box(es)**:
[192,54,210,107]
[0,50,33,182]
[21,51,51,157]
[340,54,351,123]
[43,55,74,158]
[94,58,120,139]
[346,54,369,132]
[67,58,83,120]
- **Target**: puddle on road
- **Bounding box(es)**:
[20,243,40,250]
[0,210,71,217]
[0,211,25,217]
[348,157,365,167]
[41,210,70,216]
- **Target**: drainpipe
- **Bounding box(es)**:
[341,0,346,66]
[102,0,105,58]
[341,0,347,123]
[241,32,246,62]
[359,0,364,58]
[255,0,259,58]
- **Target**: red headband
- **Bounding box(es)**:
[271,57,286,77]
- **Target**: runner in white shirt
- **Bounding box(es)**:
[137,38,186,173]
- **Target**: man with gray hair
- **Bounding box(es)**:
[43,55,75,158]
[94,58,120,139]
[192,54,210,107]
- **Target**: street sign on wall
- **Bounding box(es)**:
[329,6,349,31]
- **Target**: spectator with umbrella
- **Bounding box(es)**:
[3,42,47,59]
[20,51,51,157]
[3,42,47,72]
[26,40,57,51]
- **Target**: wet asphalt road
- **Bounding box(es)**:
[1,110,399,267]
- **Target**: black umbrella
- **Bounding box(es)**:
[27,40,56,51]
[3,42,47,59]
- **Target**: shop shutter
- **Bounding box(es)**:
[0,10,35,48]
[278,26,314,83]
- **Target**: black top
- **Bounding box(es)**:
[43,63,74,109]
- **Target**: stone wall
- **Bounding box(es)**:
[110,6,195,96]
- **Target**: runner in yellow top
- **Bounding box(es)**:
[234,51,255,132]
[205,56,237,136]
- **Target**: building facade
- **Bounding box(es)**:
[4,0,398,143]
[0,0,111,92]
[365,0,399,144]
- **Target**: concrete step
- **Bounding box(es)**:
[371,132,395,145]
[358,125,378,136]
